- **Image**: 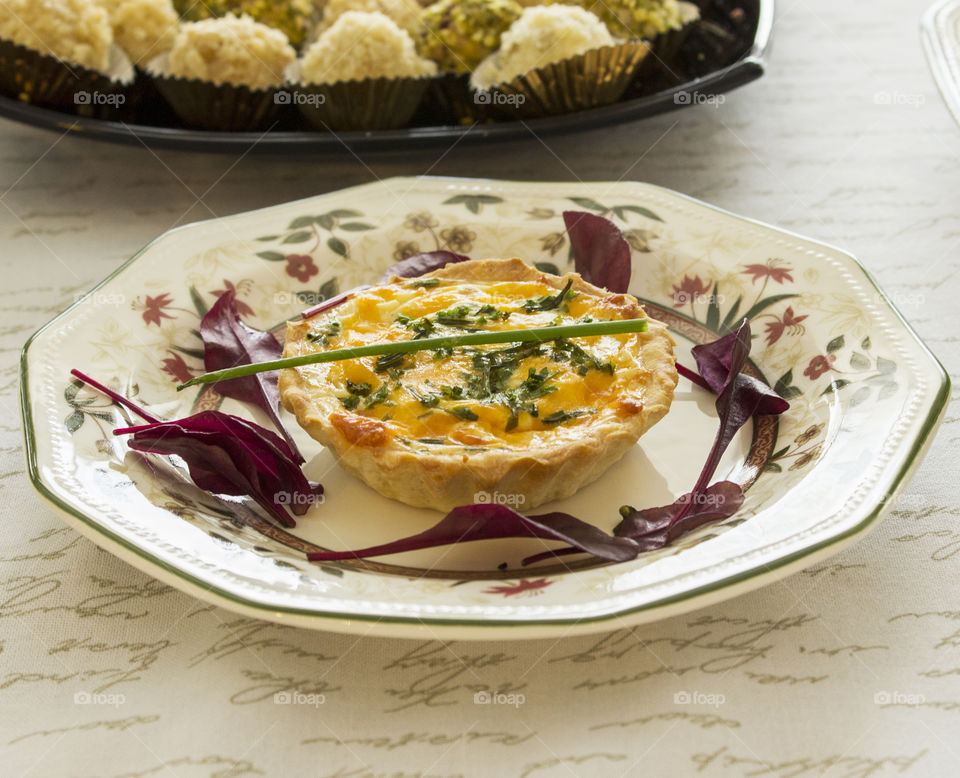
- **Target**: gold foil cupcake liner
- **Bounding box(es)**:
[649,20,693,64]
[421,72,496,124]
[0,37,136,118]
[471,40,651,120]
[636,2,700,84]
[147,54,285,132]
[288,68,430,132]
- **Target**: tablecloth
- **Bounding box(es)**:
[2,0,958,775]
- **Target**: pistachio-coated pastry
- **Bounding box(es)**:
[417,0,522,74]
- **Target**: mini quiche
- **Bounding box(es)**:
[279,258,677,510]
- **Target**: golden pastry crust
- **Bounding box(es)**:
[279,257,677,510]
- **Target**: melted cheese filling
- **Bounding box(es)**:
[296,277,649,450]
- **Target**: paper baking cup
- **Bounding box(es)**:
[471,40,651,119]
[289,70,430,132]
[420,72,495,124]
[0,37,135,117]
[637,2,700,81]
[147,54,285,131]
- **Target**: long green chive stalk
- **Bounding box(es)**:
[177,319,647,391]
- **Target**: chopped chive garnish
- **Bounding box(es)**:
[522,279,574,313]
[552,338,615,376]
[338,378,375,409]
[446,406,479,421]
[406,386,440,407]
[345,380,371,397]
[408,278,440,288]
[400,303,510,333]
[363,383,392,409]
[541,409,593,425]
[435,317,476,328]
[307,320,342,346]
[400,316,435,337]
[340,382,392,411]
[375,352,407,373]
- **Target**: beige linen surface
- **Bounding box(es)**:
[2,0,959,775]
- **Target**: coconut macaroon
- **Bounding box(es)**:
[166,14,296,89]
[97,0,178,66]
[317,0,423,37]
[480,5,613,85]
[580,0,692,39]
[417,0,522,74]
[300,11,435,83]
[0,0,113,71]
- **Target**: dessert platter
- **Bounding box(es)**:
[21,177,949,639]
[0,0,771,151]
[923,0,960,127]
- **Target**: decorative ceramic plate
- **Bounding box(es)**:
[923,0,960,126]
[21,177,949,640]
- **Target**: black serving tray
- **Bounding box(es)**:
[0,0,771,153]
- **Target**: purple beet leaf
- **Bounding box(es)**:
[688,320,789,497]
[614,481,745,552]
[616,319,787,546]
[690,325,746,394]
[563,211,632,293]
[114,410,322,528]
[692,325,789,415]
[299,286,371,320]
[675,362,712,391]
[379,250,472,282]
[69,369,161,424]
[70,370,322,528]
[561,209,729,390]
[306,503,638,563]
[200,289,302,462]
